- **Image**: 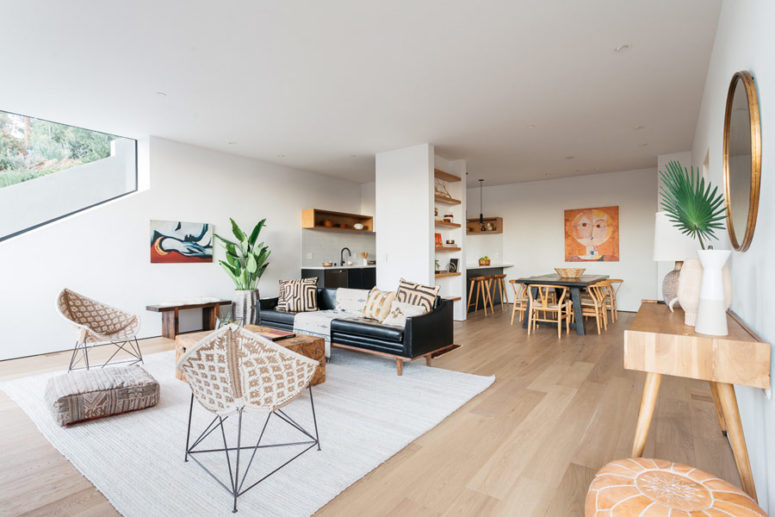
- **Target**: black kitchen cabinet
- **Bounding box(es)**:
[301,267,376,289]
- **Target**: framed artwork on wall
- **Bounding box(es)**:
[150,220,213,263]
[564,206,619,262]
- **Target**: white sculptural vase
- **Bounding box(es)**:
[694,249,731,336]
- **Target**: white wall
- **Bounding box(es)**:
[0,137,364,360]
[375,144,434,289]
[467,168,658,311]
[691,0,775,508]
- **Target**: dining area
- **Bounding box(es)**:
[509,268,623,337]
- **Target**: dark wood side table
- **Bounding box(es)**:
[624,302,770,501]
[146,299,232,339]
[515,274,609,335]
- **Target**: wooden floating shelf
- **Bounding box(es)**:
[302,208,374,233]
[434,168,461,183]
[435,246,461,251]
[435,220,461,228]
[435,272,461,278]
[466,216,503,235]
[435,195,462,205]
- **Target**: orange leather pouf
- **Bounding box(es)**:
[585,458,765,516]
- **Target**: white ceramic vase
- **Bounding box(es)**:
[695,250,731,336]
[676,257,732,327]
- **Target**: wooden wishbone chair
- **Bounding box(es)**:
[509,279,529,325]
[527,284,570,338]
[600,279,623,322]
[577,282,608,334]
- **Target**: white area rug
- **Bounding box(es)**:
[1,350,493,516]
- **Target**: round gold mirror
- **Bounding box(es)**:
[723,71,761,252]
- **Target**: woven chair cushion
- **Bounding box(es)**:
[45,365,159,426]
[586,458,765,516]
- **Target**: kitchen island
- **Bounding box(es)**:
[302,265,376,289]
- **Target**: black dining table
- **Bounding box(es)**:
[514,274,609,335]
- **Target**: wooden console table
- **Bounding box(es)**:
[146,299,232,339]
[624,302,770,500]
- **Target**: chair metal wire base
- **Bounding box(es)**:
[184,385,321,513]
[67,337,144,372]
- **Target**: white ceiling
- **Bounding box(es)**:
[0,0,720,186]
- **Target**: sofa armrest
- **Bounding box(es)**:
[403,299,453,357]
[259,297,279,310]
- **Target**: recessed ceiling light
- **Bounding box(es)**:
[277,154,286,158]
[639,143,649,147]
[349,154,357,158]
[528,124,536,129]
[564,155,574,160]
[614,43,632,53]
[635,125,646,130]
[227,141,237,145]
[155,91,167,97]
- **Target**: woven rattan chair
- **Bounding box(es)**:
[57,288,142,371]
[177,325,321,513]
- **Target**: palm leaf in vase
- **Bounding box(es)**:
[659,161,726,250]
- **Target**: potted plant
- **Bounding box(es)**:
[660,161,729,334]
[214,218,271,325]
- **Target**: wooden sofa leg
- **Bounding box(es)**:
[396,358,403,376]
[425,356,432,366]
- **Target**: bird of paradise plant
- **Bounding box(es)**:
[214,218,271,290]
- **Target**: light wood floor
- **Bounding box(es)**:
[0,309,739,516]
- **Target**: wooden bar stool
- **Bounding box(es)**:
[467,276,493,316]
[490,274,508,312]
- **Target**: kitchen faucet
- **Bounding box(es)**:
[340,247,351,266]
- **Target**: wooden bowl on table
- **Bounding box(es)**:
[554,267,585,279]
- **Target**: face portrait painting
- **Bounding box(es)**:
[564,206,619,262]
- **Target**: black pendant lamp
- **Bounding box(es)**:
[478,179,485,229]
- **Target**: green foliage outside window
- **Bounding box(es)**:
[0,111,115,188]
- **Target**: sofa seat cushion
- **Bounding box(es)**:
[331,317,404,343]
[45,365,159,426]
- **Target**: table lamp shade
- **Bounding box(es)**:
[653,211,697,262]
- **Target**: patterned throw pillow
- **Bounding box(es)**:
[395,278,440,311]
[383,300,428,327]
[362,288,396,322]
[276,278,318,312]
[335,288,370,314]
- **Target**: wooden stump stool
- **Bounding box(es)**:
[585,458,765,516]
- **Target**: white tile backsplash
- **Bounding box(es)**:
[301,230,376,267]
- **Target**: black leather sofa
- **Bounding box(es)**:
[258,288,454,374]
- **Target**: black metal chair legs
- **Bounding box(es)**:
[67,337,143,372]
[183,385,321,513]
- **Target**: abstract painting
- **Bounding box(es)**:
[564,206,619,262]
[150,220,213,263]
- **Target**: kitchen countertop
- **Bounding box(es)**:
[466,263,514,270]
[301,264,376,270]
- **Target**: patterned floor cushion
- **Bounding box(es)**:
[45,365,160,426]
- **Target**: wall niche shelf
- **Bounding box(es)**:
[302,208,374,233]
[435,195,462,205]
[435,271,461,278]
[435,220,461,228]
[466,216,503,235]
[435,246,461,252]
[434,168,461,183]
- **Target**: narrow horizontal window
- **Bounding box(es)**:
[0,110,137,241]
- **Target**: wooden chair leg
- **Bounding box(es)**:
[527,308,533,335]
[557,311,562,338]
[487,280,495,314]
[510,300,518,325]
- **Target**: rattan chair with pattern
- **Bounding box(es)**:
[56,288,143,371]
[176,325,321,513]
